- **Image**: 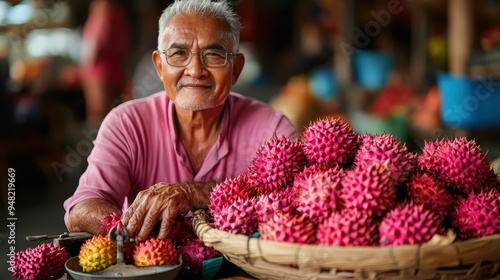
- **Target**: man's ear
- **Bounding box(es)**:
[231,54,245,86]
[152,50,164,82]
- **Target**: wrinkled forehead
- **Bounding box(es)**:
[161,13,234,50]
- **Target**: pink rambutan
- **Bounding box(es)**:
[255,189,296,223]
[101,212,122,233]
[302,117,359,168]
[379,202,444,246]
[208,173,257,216]
[294,163,333,179]
[212,197,258,235]
[167,215,196,246]
[405,171,455,218]
[178,238,219,276]
[341,163,397,218]
[259,212,317,244]
[419,137,495,194]
[294,167,345,224]
[417,139,442,171]
[247,135,306,193]
[354,133,416,185]
[316,210,379,246]
[291,164,334,197]
[451,189,500,239]
[11,243,69,280]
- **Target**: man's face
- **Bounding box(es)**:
[153,14,243,111]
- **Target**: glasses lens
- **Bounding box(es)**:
[165,48,229,67]
[166,48,191,66]
[201,49,227,67]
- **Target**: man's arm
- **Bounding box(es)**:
[66,198,122,236]
[122,181,215,241]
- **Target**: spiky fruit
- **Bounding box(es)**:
[79,235,117,272]
[134,238,179,266]
[167,215,196,246]
[419,137,495,194]
[259,212,317,244]
[255,189,295,223]
[417,139,444,171]
[406,172,455,218]
[317,210,378,246]
[291,164,333,197]
[99,214,136,264]
[247,135,306,193]
[212,197,258,235]
[379,202,444,246]
[11,243,69,280]
[302,117,359,167]
[295,167,345,224]
[178,238,219,276]
[341,163,397,218]
[293,163,333,180]
[452,189,500,239]
[355,133,416,185]
[101,212,122,233]
[208,173,257,216]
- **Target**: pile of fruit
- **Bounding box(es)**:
[209,117,500,246]
[10,212,219,280]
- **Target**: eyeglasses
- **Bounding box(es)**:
[161,48,236,68]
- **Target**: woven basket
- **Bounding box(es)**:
[193,210,500,280]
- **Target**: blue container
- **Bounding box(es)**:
[202,256,223,280]
[353,50,393,91]
[437,72,500,129]
[308,67,338,101]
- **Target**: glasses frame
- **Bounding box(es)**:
[161,48,237,68]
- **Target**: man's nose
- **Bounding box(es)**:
[185,53,207,76]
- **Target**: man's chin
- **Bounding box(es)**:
[173,97,225,111]
[174,100,214,111]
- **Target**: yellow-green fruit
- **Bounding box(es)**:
[134,238,179,266]
[78,235,117,272]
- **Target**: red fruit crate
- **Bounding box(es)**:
[193,210,500,280]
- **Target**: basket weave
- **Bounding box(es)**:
[193,210,500,280]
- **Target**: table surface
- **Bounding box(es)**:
[62,258,256,280]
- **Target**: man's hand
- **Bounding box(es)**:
[66,198,122,236]
[122,181,214,241]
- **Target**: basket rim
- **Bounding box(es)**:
[192,209,500,272]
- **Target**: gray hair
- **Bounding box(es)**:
[157,0,241,53]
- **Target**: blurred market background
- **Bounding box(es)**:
[1,0,500,278]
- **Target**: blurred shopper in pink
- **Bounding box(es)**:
[80,0,129,127]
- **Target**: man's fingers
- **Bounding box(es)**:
[136,210,161,241]
[124,209,143,238]
[121,206,134,225]
[121,183,184,241]
[157,211,174,240]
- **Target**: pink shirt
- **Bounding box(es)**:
[63,92,297,224]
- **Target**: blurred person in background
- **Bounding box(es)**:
[79,0,129,128]
[0,40,13,139]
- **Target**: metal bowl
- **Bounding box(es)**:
[65,257,182,280]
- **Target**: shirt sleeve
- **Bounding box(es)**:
[274,114,299,140]
[63,108,134,225]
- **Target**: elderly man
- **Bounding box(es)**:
[64,0,297,241]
